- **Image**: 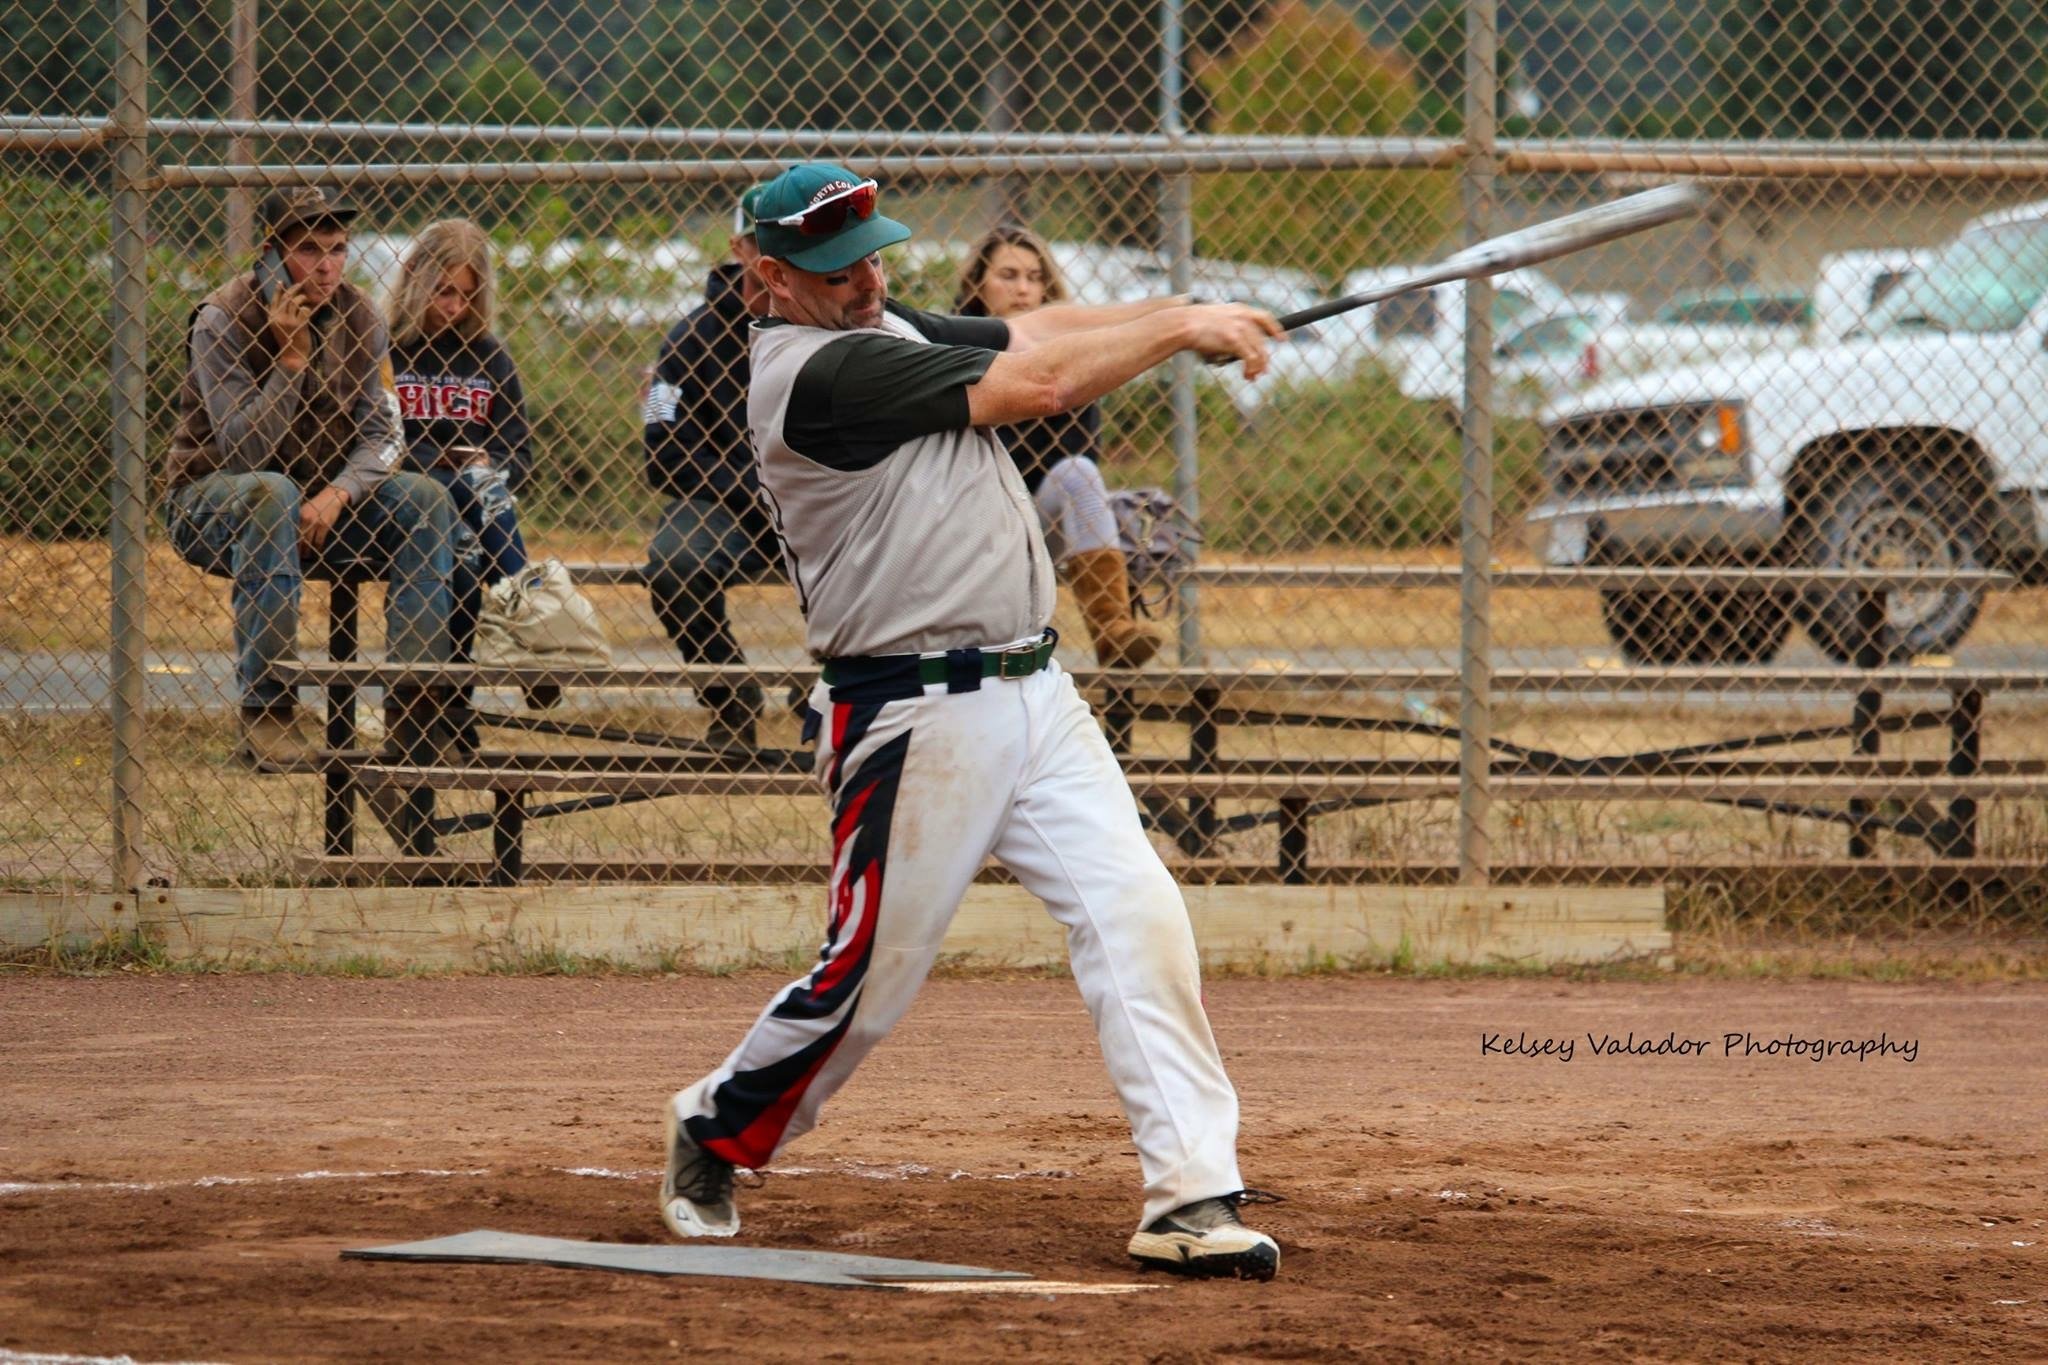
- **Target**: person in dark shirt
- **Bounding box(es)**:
[955,225,1162,667]
[388,218,533,592]
[642,185,776,747]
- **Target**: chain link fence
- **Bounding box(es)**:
[5,0,2048,942]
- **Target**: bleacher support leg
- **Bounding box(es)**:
[1847,588,1884,859]
[491,790,525,886]
[1938,687,1983,859]
[323,581,359,858]
[1188,685,1220,853]
[1278,798,1309,884]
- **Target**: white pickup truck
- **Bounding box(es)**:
[1526,199,2048,664]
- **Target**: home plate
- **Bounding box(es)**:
[343,1229,1039,1289]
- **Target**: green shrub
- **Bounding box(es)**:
[0,173,201,539]
[1099,365,1543,552]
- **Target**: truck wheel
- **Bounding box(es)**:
[1797,470,1983,663]
[1599,587,1790,665]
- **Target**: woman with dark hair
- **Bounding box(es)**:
[956,226,1162,668]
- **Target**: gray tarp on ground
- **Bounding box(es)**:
[342,1229,1036,1288]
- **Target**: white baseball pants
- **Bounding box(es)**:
[671,656,1244,1227]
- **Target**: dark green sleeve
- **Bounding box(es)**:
[883,300,1012,351]
[782,333,1000,471]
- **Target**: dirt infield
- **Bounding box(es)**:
[2,974,2042,1362]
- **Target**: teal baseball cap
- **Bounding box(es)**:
[751,162,911,273]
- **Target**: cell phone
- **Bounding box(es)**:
[257,246,291,304]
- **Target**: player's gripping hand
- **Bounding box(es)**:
[1181,302,1283,380]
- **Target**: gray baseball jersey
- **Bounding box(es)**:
[747,303,1056,660]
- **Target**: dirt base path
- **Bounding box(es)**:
[2,974,2043,1362]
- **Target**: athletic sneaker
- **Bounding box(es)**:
[659,1099,739,1239]
[1127,1190,1280,1281]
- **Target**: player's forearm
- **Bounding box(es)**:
[1005,296,1187,349]
[968,309,1195,426]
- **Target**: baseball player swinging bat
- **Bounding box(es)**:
[1274,184,1707,334]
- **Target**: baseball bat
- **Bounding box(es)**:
[1273,184,1708,334]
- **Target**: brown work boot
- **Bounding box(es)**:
[236,707,319,769]
[1067,547,1163,669]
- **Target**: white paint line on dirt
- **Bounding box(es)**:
[0,1351,233,1365]
[0,1168,485,1197]
[899,1280,1161,1296]
[0,1161,1089,1201]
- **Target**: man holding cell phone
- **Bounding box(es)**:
[165,186,465,767]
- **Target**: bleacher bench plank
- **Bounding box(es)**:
[560,560,2017,592]
[270,661,2048,696]
[350,763,2044,802]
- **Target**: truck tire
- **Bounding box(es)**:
[1796,469,1983,663]
[1599,587,1790,665]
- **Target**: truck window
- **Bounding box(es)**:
[1870,216,2048,333]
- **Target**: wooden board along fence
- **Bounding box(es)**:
[0,883,1671,973]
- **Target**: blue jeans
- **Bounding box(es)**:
[166,470,460,711]
[429,463,528,585]
[645,496,775,701]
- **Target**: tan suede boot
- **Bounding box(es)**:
[235,707,319,769]
[1067,548,1163,669]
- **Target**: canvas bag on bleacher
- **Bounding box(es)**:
[475,557,614,668]
[1107,487,1201,618]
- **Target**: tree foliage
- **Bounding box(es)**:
[1193,3,1454,278]
[0,175,192,537]
[1704,0,2048,139]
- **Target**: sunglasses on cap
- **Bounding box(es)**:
[769,180,880,236]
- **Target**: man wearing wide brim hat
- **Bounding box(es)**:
[657,161,1288,1281]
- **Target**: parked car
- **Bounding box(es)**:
[1527,199,2048,664]
[1651,287,1814,330]
[352,233,712,329]
[1331,266,1580,409]
[1391,308,1605,416]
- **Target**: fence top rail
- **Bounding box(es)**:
[28,121,2048,184]
[269,661,2048,694]
[17,114,2048,161]
[148,145,1466,189]
[148,152,2048,191]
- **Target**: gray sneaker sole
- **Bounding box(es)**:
[1127,1230,1280,1282]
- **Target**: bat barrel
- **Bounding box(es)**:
[1275,183,1706,335]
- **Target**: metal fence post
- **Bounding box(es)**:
[225,0,258,260]
[1457,0,1498,887]
[1162,0,1201,665]
[109,0,150,891]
